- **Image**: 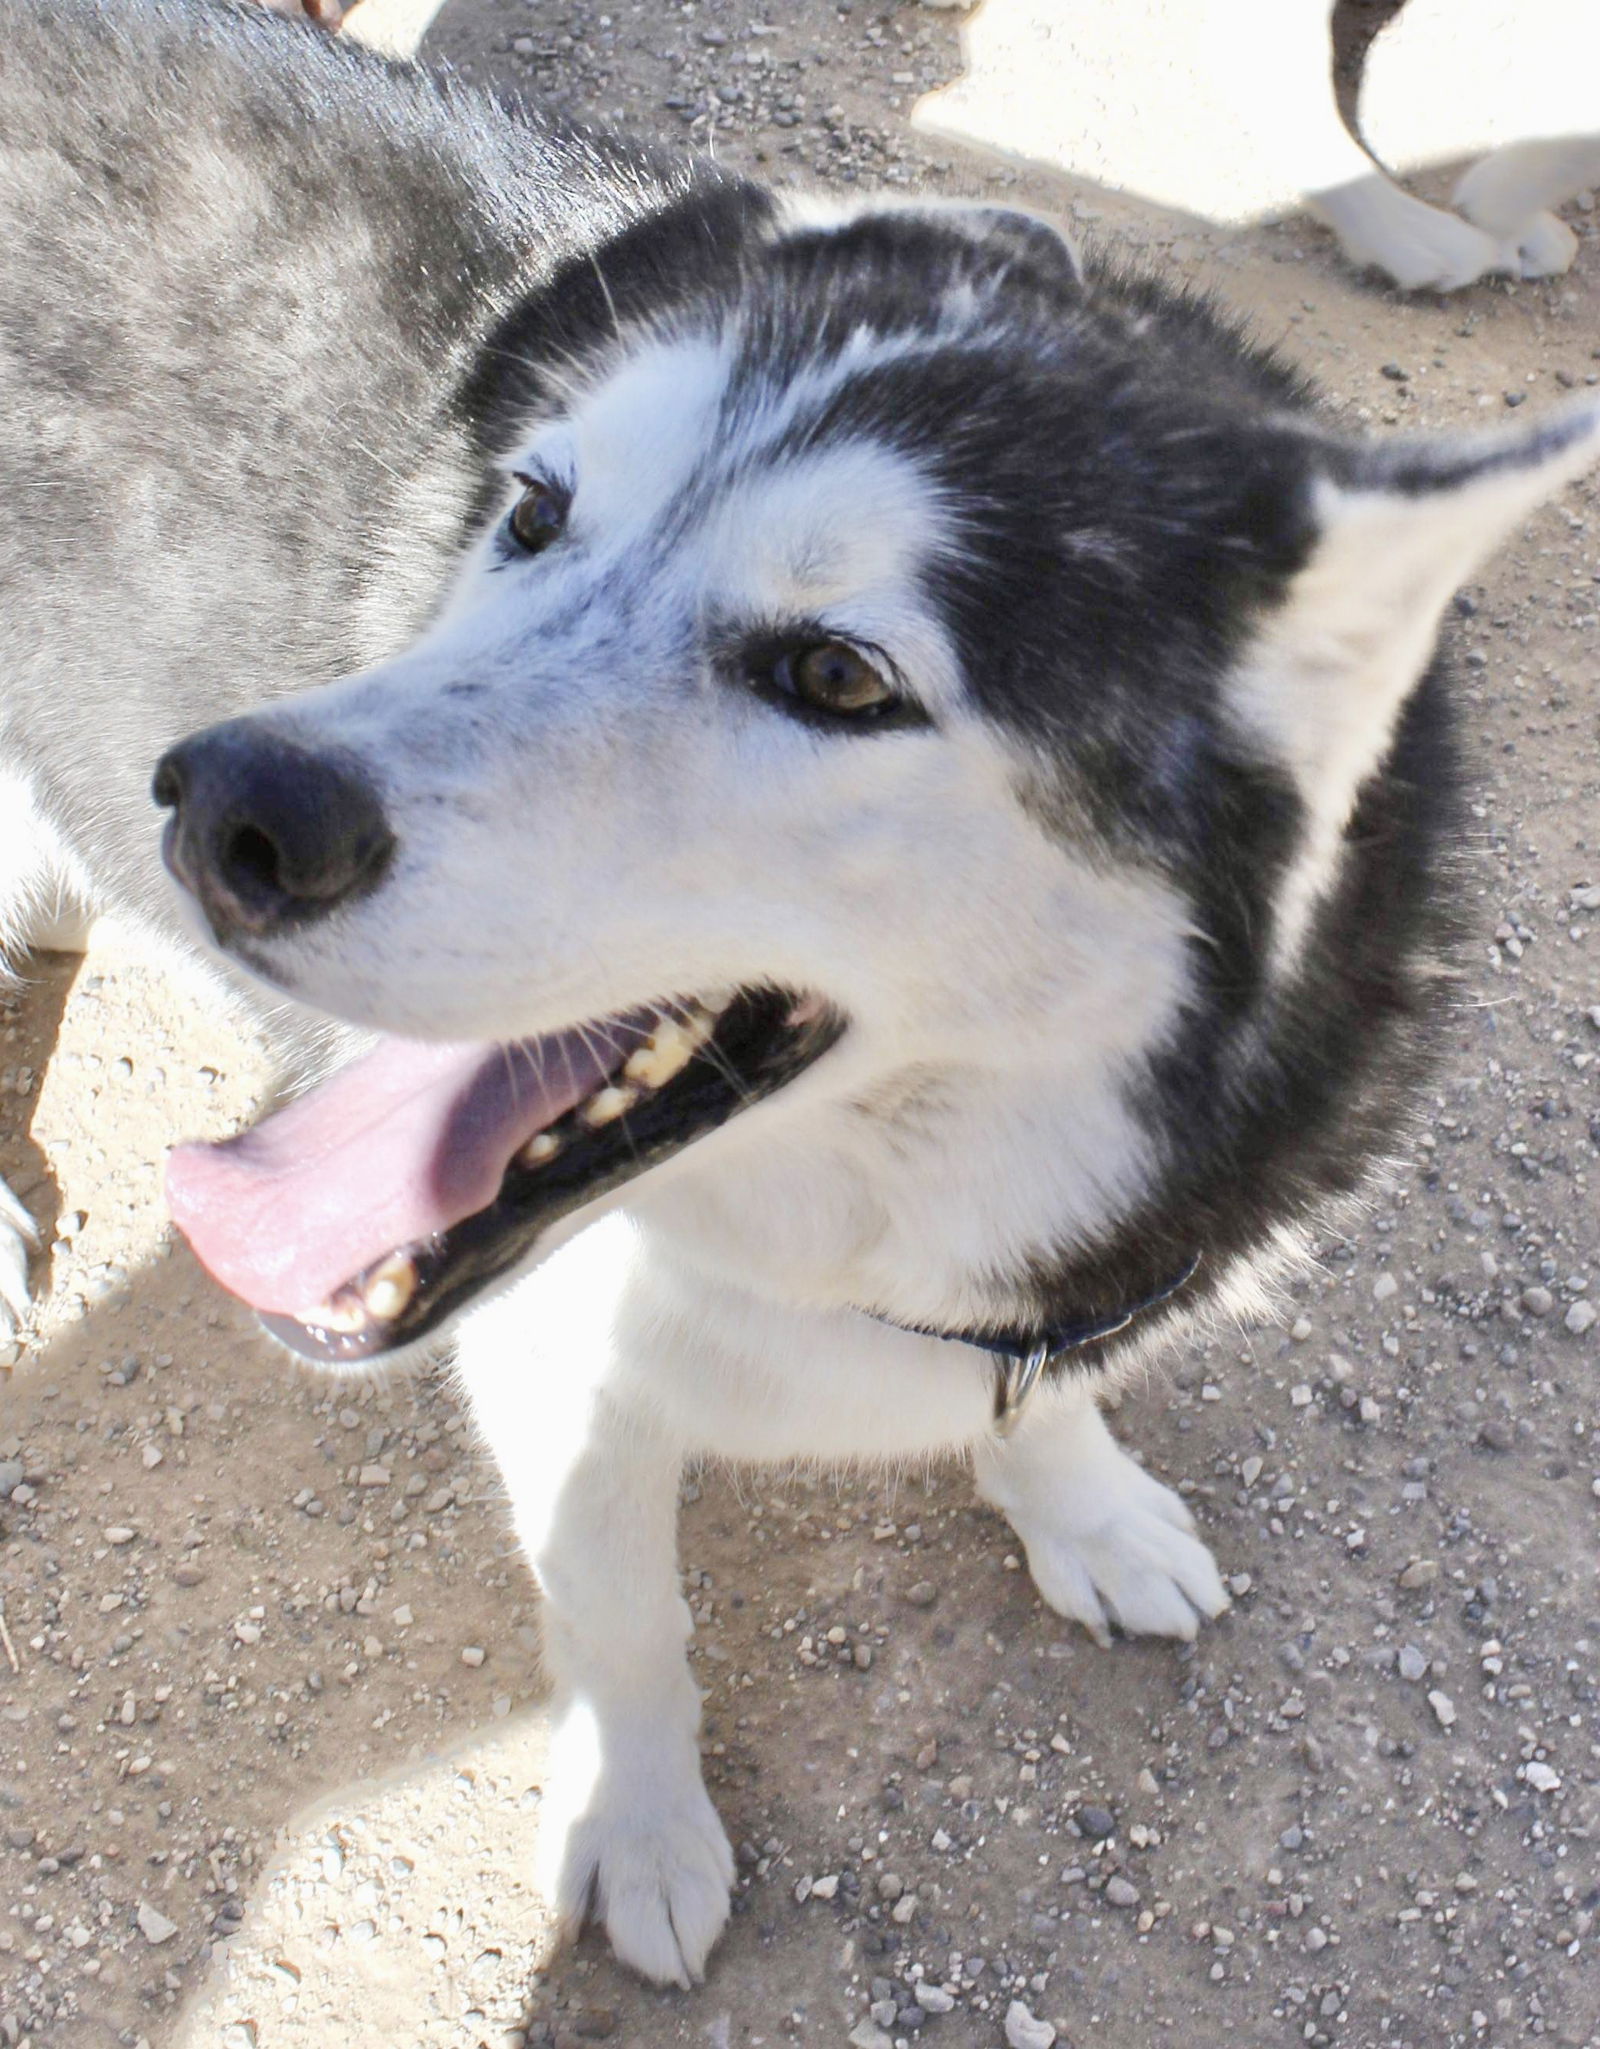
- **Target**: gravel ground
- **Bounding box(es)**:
[3,4,1599,2047]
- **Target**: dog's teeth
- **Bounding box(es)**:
[363,1253,417,1322]
[679,1006,719,1047]
[580,1083,639,1127]
[519,1130,563,1166]
[298,1291,368,1335]
[624,1022,698,1089]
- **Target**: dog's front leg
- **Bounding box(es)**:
[454,1296,732,1989]
[972,1374,1229,1647]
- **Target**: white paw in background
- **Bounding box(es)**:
[1327,184,1510,291]
[981,1434,1229,1648]
[1454,184,1578,277]
[1504,211,1580,277]
[0,1179,37,1347]
[536,1708,734,1988]
[1453,145,1587,277]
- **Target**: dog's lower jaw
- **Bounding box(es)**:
[453,1218,1230,1986]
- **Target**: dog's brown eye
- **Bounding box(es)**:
[777,641,896,717]
[508,476,568,556]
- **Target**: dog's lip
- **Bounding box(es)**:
[166,987,844,1362]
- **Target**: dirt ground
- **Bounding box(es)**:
[3,3,1600,2047]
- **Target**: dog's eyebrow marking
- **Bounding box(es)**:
[556,336,732,535]
[696,438,949,621]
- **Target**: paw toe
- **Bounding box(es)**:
[602,1839,731,1987]
[1102,1527,1229,1638]
[1511,212,1578,277]
[1026,1549,1113,1646]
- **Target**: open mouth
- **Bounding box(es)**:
[164,986,842,1364]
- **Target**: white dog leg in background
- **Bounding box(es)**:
[453,1297,733,1990]
[915,0,1506,290]
[915,0,1594,292]
[338,0,447,60]
[1357,0,1600,282]
[972,1375,1229,1647]
[0,1180,35,1342]
[0,772,88,1342]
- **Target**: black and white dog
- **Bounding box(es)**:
[2,0,1596,1987]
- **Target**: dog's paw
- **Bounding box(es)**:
[1351,201,1504,293]
[1453,146,1584,276]
[0,1178,39,1344]
[538,1726,734,1987]
[1483,209,1578,280]
[1314,179,1507,292]
[986,1439,1228,1648]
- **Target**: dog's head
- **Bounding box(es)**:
[155,199,1600,1363]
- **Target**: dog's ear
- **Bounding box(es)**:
[944,204,1084,291]
[1230,402,1600,828]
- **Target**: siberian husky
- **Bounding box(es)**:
[3,0,1598,1988]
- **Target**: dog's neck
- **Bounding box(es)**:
[631,1034,1160,1337]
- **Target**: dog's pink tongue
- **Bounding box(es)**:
[165,1033,613,1315]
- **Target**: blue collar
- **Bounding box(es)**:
[872,1252,1202,1435]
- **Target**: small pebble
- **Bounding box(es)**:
[136,1901,178,1945]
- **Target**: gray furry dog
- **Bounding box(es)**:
[2,0,1596,1985]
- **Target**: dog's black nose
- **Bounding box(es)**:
[152,722,394,938]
